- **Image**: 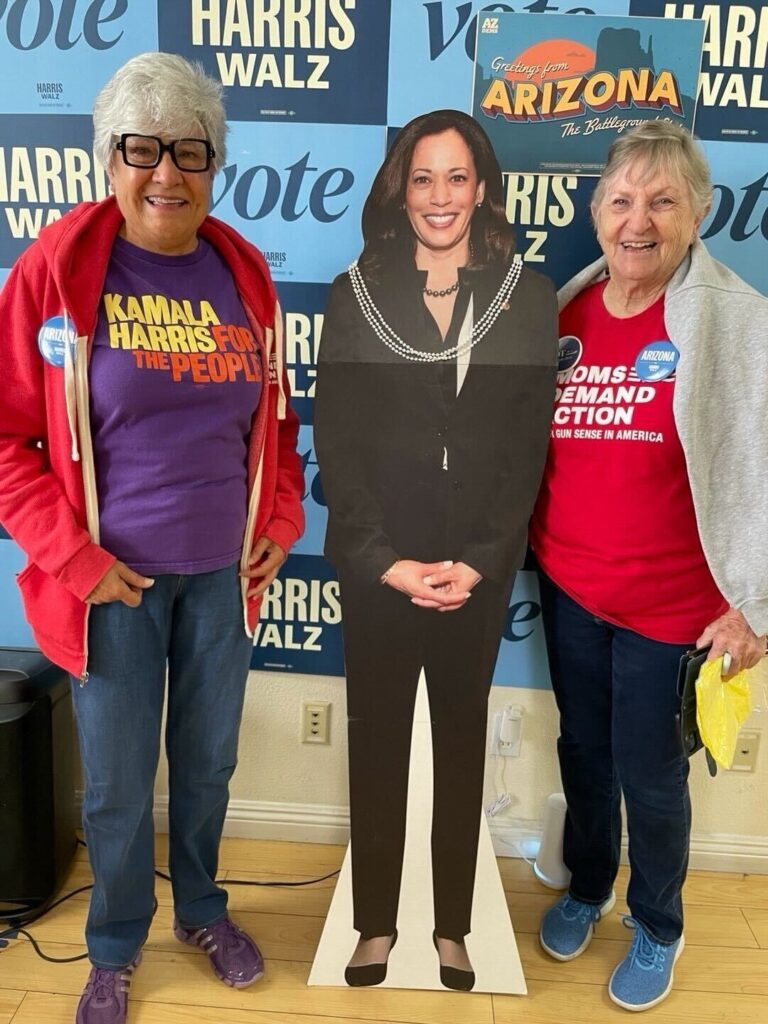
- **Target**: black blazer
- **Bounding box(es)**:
[314,259,558,587]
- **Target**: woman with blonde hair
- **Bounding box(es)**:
[531,120,768,1011]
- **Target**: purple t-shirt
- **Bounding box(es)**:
[89,236,263,574]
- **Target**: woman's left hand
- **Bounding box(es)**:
[241,536,287,598]
[697,607,766,677]
[411,561,482,612]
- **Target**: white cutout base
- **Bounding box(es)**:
[308,672,526,994]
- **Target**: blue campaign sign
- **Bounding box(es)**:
[503,171,601,287]
[387,0,630,126]
[210,120,383,284]
[275,280,330,425]
[0,113,109,266]
[700,140,768,295]
[0,0,157,115]
[492,570,551,688]
[158,0,390,125]
[473,12,704,175]
[250,553,343,675]
[0,536,36,648]
[294,424,328,557]
[631,1,768,143]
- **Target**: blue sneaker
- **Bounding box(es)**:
[539,891,616,961]
[609,918,684,1011]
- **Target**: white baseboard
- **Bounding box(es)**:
[489,817,768,875]
[152,795,351,845]
[146,798,768,874]
[685,831,768,874]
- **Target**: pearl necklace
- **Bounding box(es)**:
[348,254,523,363]
[423,280,459,298]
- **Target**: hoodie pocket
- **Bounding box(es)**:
[17,562,86,669]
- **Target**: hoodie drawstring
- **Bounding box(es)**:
[63,309,80,462]
[273,301,287,421]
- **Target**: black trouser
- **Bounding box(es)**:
[340,573,509,941]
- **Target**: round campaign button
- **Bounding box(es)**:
[634,340,679,382]
[37,316,76,368]
[558,335,582,372]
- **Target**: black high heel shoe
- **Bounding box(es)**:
[344,929,398,987]
[432,930,475,991]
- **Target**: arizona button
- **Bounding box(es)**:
[37,316,76,368]
[634,340,679,382]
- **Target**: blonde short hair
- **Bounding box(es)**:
[592,121,711,219]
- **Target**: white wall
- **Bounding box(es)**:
[153,660,768,873]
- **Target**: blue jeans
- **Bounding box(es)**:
[538,572,692,944]
[70,563,253,969]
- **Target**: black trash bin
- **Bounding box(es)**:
[0,650,78,920]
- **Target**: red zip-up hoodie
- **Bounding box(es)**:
[0,197,304,678]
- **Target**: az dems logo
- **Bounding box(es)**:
[481,17,499,34]
[634,340,679,382]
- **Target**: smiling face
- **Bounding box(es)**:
[108,136,212,256]
[404,128,485,264]
[592,160,704,295]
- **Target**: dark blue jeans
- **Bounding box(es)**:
[538,572,692,944]
[70,563,253,969]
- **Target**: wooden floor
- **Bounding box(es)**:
[1,837,767,1023]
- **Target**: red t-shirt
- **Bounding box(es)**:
[530,280,727,644]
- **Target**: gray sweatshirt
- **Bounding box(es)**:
[558,240,768,635]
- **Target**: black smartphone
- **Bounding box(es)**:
[675,645,717,776]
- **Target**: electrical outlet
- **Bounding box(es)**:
[490,706,523,757]
[729,730,760,772]
[301,701,331,744]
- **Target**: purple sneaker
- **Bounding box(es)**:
[75,953,141,1024]
[173,916,264,988]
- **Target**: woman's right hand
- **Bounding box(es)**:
[384,559,470,609]
[697,607,766,677]
[86,561,155,607]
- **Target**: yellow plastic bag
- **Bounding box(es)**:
[695,659,752,770]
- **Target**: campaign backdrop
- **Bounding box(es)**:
[0,0,766,687]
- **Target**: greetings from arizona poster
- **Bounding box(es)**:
[472,13,705,175]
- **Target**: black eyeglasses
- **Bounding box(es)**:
[112,134,215,172]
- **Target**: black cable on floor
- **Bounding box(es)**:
[0,883,94,961]
[9,928,91,964]
[0,838,340,964]
[221,869,340,887]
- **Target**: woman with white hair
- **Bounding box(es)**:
[0,52,304,1022]
[530,120,768,1011]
